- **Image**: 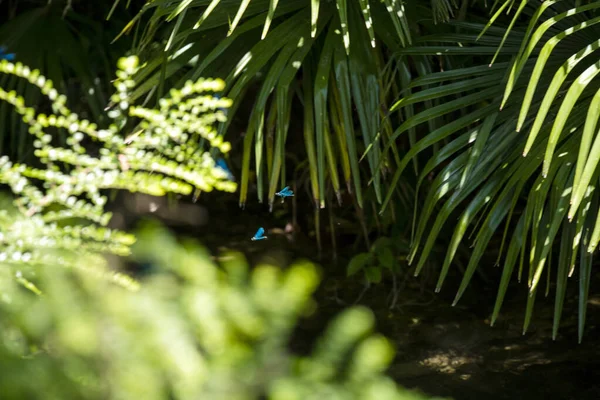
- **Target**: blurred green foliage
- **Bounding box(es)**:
[0,54,235,288]
[0,222,442,400]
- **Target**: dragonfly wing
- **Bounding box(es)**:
[251,227,267,240]
[216,158,228,170]
[0,46,14,61]
[216,158,234,181]
[277,186,292,197]
[214,93,228,114]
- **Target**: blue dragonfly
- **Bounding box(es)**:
[251,227,267,241]
[275,186,294,201]
[0,46,15,61]
[216,157,235,181]
[192,157,234,202]
[213,92,228,116]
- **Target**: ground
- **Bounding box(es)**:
[119,190,600,400]
[310,275,600,400]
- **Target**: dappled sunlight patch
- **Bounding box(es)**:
[502,352,552,372]
[419,351,480,375]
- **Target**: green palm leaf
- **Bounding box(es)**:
[387,5,600,341]
[120,0,421,221]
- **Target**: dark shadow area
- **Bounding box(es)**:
[114,189,600,400]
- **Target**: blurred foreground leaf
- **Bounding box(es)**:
[0,222,442,400]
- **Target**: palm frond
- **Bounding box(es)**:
[116,0,420,219]
[385,3,600,341]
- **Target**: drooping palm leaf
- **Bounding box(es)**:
[384,1,600,341]
[114,0,426,219]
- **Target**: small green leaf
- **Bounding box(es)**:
[365,266,382,283]
[371,237,392,252]
[376,247,394,270]
[347,253,371,276]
